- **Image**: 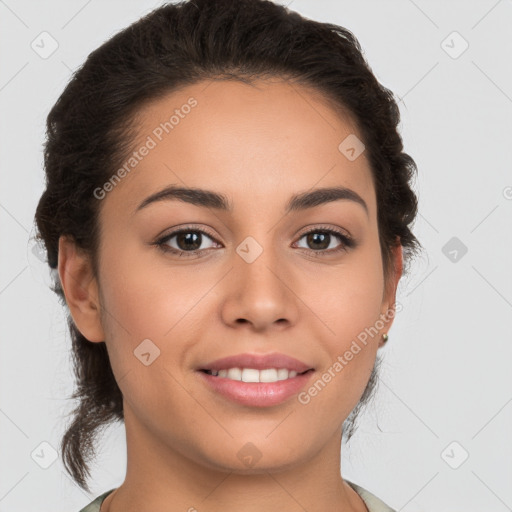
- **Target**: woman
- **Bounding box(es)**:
[34,0,422,510]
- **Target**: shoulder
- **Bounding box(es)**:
[346,480,397,512]
[78,489,116,512]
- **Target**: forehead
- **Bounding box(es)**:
[102,78,376,219]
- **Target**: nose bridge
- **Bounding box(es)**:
[230,203,281,265]
[234,229,285,294]
[220,225,299,329]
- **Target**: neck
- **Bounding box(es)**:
[104,403,368,512]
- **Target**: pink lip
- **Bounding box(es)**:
[198,352,314,373]
[197,369,315,407]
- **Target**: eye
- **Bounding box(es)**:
[294,226,355,257]
[155,226,220,257]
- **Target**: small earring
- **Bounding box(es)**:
[382,333,389,343]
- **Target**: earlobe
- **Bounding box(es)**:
[57,235,105,343]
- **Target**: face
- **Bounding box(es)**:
[62,78,401,474]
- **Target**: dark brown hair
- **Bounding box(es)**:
[34,0,421,492]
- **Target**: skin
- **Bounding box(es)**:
[58,78,402,512]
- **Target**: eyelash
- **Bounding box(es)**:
[154,224,356,258]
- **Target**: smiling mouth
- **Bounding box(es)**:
[196,367,316,407]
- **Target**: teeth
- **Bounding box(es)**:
[207,368,300,382]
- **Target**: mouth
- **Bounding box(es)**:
[195,352,315,406]
[196,367,316,407]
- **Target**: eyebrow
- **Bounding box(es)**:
[135,185,368,217]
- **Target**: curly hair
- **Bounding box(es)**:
[34,0,422,493]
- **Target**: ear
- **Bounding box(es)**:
[57,235,105,343]
[378,241,403,347]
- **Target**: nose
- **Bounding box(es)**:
[219,243,300,333]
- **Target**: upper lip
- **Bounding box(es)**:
[198,352,314,373]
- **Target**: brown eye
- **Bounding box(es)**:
[294,227,356,256]
[156,227,220,257]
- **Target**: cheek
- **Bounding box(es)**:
[97,249,194,415]
[316,241,385,345]
[311,241,385,398]
[97,240,208,390]
[98,238,185,337]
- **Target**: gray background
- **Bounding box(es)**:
[1,0,511,510]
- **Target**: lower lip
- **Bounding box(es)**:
[196,370,315,407]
